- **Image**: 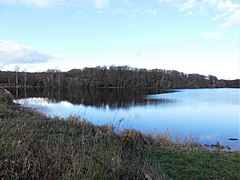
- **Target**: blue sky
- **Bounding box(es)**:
[0,0,239,79]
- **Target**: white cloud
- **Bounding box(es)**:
[91,0,108,9]
[0,40,60,68]
[0,0,111,9]
[217,0,240,12]
[202,31,221,39]
[157,0,240,29]
[202,0,217,6]
[1,0,239,27]
[0,0,61,7]
[211,12,229,21]
[21,0,57,7]
[179,0,196,12]
[220,10,240,29]
[157,0,175,3]
[131,8,158,16]
[111,8,127,14]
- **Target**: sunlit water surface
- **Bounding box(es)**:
[13,88,240,150]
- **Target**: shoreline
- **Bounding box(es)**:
[1,88,240,179]
[11,87,240,152]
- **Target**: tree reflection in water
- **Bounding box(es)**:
[9,87,175,109]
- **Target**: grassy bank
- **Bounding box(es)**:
[0,88,239,179]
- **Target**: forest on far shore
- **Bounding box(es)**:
[0,66,239,88]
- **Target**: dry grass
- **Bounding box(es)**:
[0,100,167,179]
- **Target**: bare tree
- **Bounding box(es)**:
[14,65,20,86]
[24,68,27,87]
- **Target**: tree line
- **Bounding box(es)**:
[0,66,239,88]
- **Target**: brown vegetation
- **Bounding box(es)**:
[0,88,13,105]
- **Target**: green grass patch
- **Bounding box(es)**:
[149,146,240,179]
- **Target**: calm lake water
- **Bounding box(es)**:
[11,88,240,150]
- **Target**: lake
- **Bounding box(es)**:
[10,88,240,150]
